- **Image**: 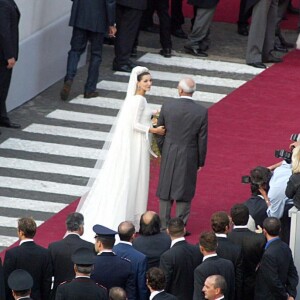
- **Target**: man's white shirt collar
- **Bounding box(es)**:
[215,233,227,238]
[233,225,248,229]
[180,96,193,100]
[150,290,164,300]
[19,239,34,245]
[119,241,132,246]
[203,253,217,262]
[65,232,80,237]
[171,237,185,248]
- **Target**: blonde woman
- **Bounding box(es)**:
[285,145,300,209]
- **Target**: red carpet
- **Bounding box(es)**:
[182,0,300,30]
[1,50,300,258]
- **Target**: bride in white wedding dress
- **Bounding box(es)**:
[77,66,165,242]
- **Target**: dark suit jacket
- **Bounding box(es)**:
[0,258,5,300]
[244,195,268,228]
[216,236,243,300]
[113,242,148,300]
[255,239,298,300]
[133,232,171,269]
[156,97,208,202]
[116,0,147,10]
[227,228,266,300]
[193,256,235,300]
[160,240,202,300]
[187,0,219,9]
[55,277,108,300]
[3,241,52,300]
[48,234,95,294]
[0,0,20,62]
[153,291,178,300]
[91,252,136,300]
[69,0,115,33]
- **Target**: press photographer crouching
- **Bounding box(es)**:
[243,166,272,230]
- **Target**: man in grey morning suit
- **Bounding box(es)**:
[245,0,282,68]
[156,78,208,230]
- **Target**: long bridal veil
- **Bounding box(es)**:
[77,66,150,241]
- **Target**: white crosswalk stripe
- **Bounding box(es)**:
[97,80,226,103]
[0,52,265,250]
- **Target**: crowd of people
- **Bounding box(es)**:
[0,203,299,300]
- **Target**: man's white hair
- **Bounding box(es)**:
[178,77,196,94]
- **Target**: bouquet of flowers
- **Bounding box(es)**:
[151,110,161,158]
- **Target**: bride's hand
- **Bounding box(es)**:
[155,126,165,136]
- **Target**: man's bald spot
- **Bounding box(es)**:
[118,221,134,235]
[142,211,157,224]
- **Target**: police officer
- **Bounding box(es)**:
[55,247,107,300]
[91,224,136,300]
[7,269,34,300]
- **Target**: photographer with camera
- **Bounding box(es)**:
[266,159,293,244]
[244,166,272,230]
[286,145,300,211]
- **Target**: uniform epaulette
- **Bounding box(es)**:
[95,283,107,290]
[59,280,72,286]
[121,257,131,263]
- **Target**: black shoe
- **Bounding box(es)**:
[0,120,21,128]
[288,4,299,14]
[184,46,208,57]
[84,91,99,99]
[263,54,282,63]
[141,25,160,34]
[112,64,133,73]
[172,28,187,39]
[237,26,249,36]
[60,80,73,101]
[159,48,172,58]
[130,47,137,58]
[274,44,288,52]
[247,62,267,69]
[184,231,191,237]
[281,40,294,48]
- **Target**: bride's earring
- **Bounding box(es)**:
[137,85,141,90]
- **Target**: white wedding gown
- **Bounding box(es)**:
[77,94,153,242]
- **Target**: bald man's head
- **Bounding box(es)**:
[139,211,161,235]
[178,77,196,95]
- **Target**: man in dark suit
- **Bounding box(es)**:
[60,0,116,100]
[7,269,34,300]
[112,0,147,72]
[171,0,187,39]
[48,212,95,298]
[0,0,21,130]
[146,267,178,300]
[91,224,136,300]
[193,232,235,300]
[3,217,52,300]
[227,204,266,300]
[113,221,148,300]
[156,78,208,230]
[55,247,108,300]
[160,217,202,300]
[133,211,171,269]
[211,212,243,300]
[254,217,298,300]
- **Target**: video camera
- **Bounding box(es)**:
[274,149,292,160]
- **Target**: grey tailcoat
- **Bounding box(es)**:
[156,97,208,202]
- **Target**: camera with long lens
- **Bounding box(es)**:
[274,149,292,160]
[290,134,300,142]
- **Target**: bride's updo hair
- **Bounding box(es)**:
[137,71,150,82]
